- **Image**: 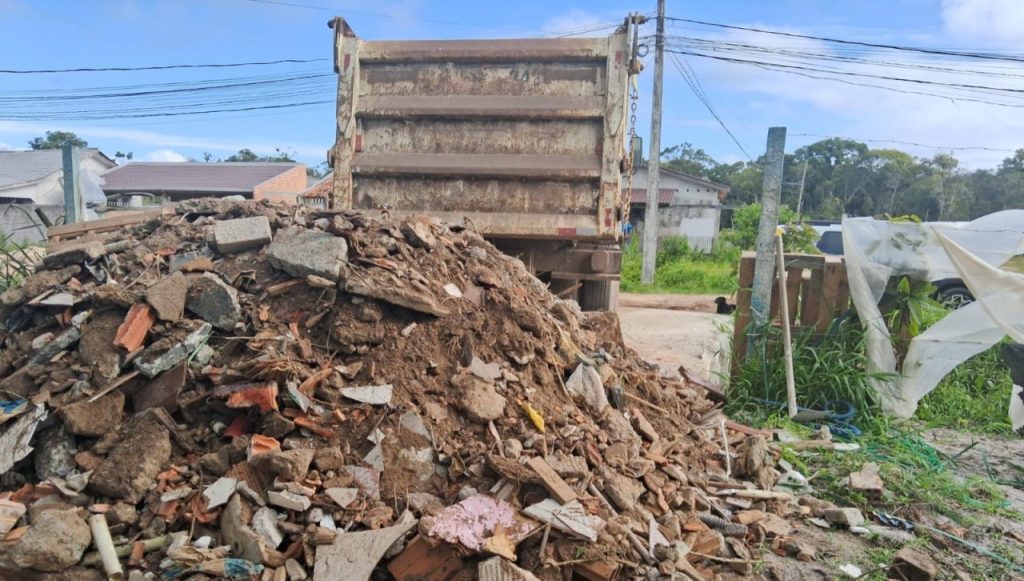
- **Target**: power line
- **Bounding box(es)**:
[5,100,332,121]
[665,17,1024,64]
[664,49,1024,108]
[0,58,326,74]
[791,134,1020,153]
[667,51,753,160]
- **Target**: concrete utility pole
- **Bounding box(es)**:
[795,157,808,220]
[62,144,83,225]
[750,127,787,330]
[641,0,665,285]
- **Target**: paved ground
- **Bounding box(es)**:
[617,293,730,383]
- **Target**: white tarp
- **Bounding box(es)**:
[842,210,1024,426]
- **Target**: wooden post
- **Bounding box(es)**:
[776,234,798,418]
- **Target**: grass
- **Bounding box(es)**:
[620,236,739,295]
[728,316,1020,526]
[916,346,1015,435]
[0,231,40,294]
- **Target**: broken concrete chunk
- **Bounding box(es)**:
[203,476,238,509]
[546,452,590,480]
[268,490,311,512]
[214,216,272,254]
[252,506,284,548]
[252,448,315,482]
[267,226,348,282]
[443,283,463,298]
[400,220,436,249]
[823,507,865,528]
[566,363,608,413]
[314,512,417,581]
[43,240,105,269]
[285,558,308,580]
[11,509,91,572]
[451,374,506,423]
[186,273,241,331]
[889,546,938,581]
[601,468,643,512]
[30,324,84,366]
[0,499,26,536]
[132,361,187,413]
[59,391,125,437]
[0,405,47,475]
[221,494,267,565]
[89,419,171,503]
[78,309,124,381]
[34,424,77,480]
[134,322,212,378]
[339,384,393,405]
[341,274,450,317]
[849,462,885,495]
[324,488,358,508]
[144,271,188,322]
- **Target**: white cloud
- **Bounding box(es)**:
[0,143,11,151]
[144,149,188,162]
[942,0,1024,45]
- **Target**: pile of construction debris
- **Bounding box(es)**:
[0,200,842,580]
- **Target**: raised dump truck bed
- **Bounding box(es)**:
[329,17,638,309]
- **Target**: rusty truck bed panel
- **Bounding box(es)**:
[359,119,602,156]
[354,177,599,214]
[331,19,630,241]
[362,63,603,97]
[359,38,610,62]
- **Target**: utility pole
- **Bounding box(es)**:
[62,144,83,225]
[795,158,808,220]
[641,0,665,285]
[750,127,787,330]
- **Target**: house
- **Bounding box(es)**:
[300,172,333,209]
[624,164,730,252]
[0,149,115,206]
[100,162,308,205]
[0,149,116,243]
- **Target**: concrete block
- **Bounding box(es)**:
[214,216,272,254]
[266,226,348,282]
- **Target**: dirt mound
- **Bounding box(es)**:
[0,200,786,579]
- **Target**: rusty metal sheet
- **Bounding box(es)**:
[359,120,601,156]
[353,177,597,214]
[361,63,603,97]
[359,38,609,62]
[351,153,601,180]
[358,95,603,119]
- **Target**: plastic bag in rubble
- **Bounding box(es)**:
[566,363,608,413]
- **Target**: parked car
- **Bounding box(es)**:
[809,223,975,309]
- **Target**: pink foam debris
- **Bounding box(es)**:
[427,495,518,551]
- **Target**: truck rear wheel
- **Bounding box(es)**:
[580,280,618,312]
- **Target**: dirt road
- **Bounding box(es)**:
[617,293,730,382]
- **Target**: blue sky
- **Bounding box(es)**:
[1,0,1022,169]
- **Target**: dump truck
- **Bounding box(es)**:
[328,16,642,310]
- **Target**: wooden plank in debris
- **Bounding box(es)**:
[526,456,577,504]
[731,252,756,373]
[800,265,825,328]
[47,209,165,241]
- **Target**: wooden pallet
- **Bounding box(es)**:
[732,251,850,370]
[46,209,168,250]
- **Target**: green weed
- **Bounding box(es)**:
[916,346,1015,436]
[620,236,739,294]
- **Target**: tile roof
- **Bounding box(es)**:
[625,188,675,206]
[0,149,110,191]
[101,162,301,194]
[303,173,333,198]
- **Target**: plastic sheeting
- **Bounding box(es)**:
[842,211,1024,426]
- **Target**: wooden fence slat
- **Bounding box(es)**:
[785,267,801,325]
[731,253,756,372]
[801,266,825,328]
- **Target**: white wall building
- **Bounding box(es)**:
[624,164,729,252]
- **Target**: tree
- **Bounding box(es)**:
[223,147,296,163]
[28,131,88,150]
[661,143,719,177]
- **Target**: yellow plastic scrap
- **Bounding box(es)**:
[521,402,545,433]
